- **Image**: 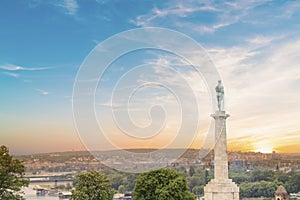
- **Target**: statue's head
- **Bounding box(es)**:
[218,80,221,84]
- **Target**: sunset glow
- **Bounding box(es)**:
[255,148,273,154]
[1,1,300,155]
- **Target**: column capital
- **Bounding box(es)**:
[211,111,230,119]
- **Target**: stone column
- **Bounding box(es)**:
[204,110,239,200]
[211,111,229,181]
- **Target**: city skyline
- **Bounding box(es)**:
[1,0,300,155]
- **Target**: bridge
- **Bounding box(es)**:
[25,175,74,183]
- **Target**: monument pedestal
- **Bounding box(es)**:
[204,111,239,200]
[204,179,239,200]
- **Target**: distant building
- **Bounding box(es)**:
[58,191,72,199]
[113,192,133,200]
[290,192,300,198]
[275,185,289,200]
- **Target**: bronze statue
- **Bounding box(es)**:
[215,80,224,111]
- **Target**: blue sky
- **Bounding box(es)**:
[1,0,300,154]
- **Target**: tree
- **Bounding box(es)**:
[133,168,195,200]
[285,173,300,193]
[229,172,250,184]
[189,166,195,177]
[250,169,274,182]
[110,174,124,190]
[70,171,114,200]
[239,181,277,198]
[118,185,125,193]
[192,185,204,196]
[187,176,203,191]
[0,145,29,200]
[275,171,289,184]
[66,183,72,191]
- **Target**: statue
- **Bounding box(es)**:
[215,80,224,111]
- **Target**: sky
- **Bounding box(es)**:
[1,0,300,155]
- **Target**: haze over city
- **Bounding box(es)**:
[1,0,300,155]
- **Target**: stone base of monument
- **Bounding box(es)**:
[204,178,239,200]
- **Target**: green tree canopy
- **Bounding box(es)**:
[239,181,278,198]
[192,185,204,196]
[285,173,300,193]
[133,168,195,200]
[189,166,195,177]
[70,171,114,200]
[0,145,29,200]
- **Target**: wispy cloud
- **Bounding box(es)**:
[0,64,51,71]
[246,35,279,46]
[130,1,219,27]
[36,89,49,95]
[56,0,78,15]
[279,1,300,19]
[150,3,219,17]
[130,0,271,34]
[26,0,42,8]
[2,72,20,78]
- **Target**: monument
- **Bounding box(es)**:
[204,80,239,200]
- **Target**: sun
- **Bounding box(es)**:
[253,142,274,153]
[256,147,273,154]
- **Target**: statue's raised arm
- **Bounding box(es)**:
[215,80,224,111]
